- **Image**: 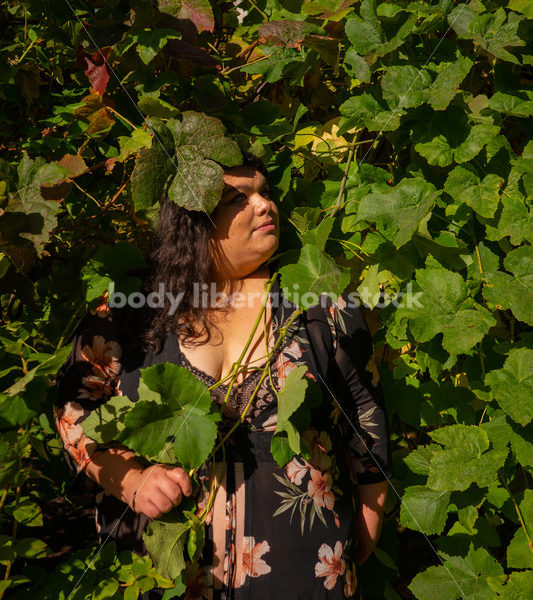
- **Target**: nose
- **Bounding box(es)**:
[251,192,271,214]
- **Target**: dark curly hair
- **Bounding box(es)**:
[143,151,270,354]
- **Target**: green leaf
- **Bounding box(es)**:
[166,112,242,213]
[493,570,533,599]
[400,486,450,535]
[428,447,507,492]
[357,177,437,248]
[119,364,216,462]
[409,545,504,600]
[270,432,294,468]
[122,29,181,65]
[117,128,153,162]
[483,246,533,326]
[485,348,533,426]
[338,93,404,133]
[414,108,500,167]
[444,165,503,219]
[172,406,219,469]
[506,490,533,569]
[428,57,473,111]
[279,244,350,308]
[14,537,49,558]
[81,241,147,307]
[399,268,496,355]
[344,15,382,55]
[142,516,189,579]
[508,0,533,18]
[403,445,440,476]
[485,193,533,245]
[138,97,180,119]
[82,395,132,444]
[274,365,308,454]
[131,118,175,212]
[381,65,432,109]
[4,154,62,257]
[7,497,43,527]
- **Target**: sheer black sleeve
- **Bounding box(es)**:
[329,291,392,486]
[54,301,124,474]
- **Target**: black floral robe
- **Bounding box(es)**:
[55,265,392,600]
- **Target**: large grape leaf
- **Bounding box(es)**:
[166,112,242,213]
[482,246,533,325]
[142,516,189,579]
[444,165,503,219]
[279,244,350,309]
[400,486,450,535]
[118,364,216,461]
[356,177,437,248]
[397,268,496,355]
[485,348,533,427]
[409,545,505,600]
[427,425,508,491]
[413,108,500,167]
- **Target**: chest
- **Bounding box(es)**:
[178,303,275,385]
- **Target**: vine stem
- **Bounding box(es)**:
[332,144,355,214]
[499,476,533,556]
[221,50,283,76]
[210,307,303,459]
[106,106,138,130]
[212,272,278,410]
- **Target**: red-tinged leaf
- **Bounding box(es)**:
[82,47,111,96]
[158,0,214,33]
[74,94,115,137]
[57,154,87,178]
[258,20,311,49]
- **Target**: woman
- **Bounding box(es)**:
[55,152,391,599]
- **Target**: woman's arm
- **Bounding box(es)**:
[83,446,192,519]
[55,306,191,519]
[355,481,388,564]
[328,293,393,561]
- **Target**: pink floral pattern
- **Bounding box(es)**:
[315,541,346,590]
[240,537,271,585]
[54,401,96,471]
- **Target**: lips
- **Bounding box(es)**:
[254,220,275,232]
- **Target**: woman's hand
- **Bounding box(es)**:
[82,446,193,519]
[355,481,388,564]
[123,464,193,519]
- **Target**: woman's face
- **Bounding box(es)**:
[210,165,279,280]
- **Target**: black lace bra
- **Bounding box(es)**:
[178,349,281,424]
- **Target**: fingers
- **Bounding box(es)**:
[165,467,193,497]
[130,466,191,518]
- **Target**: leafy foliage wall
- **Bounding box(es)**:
[0,0,532,598]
